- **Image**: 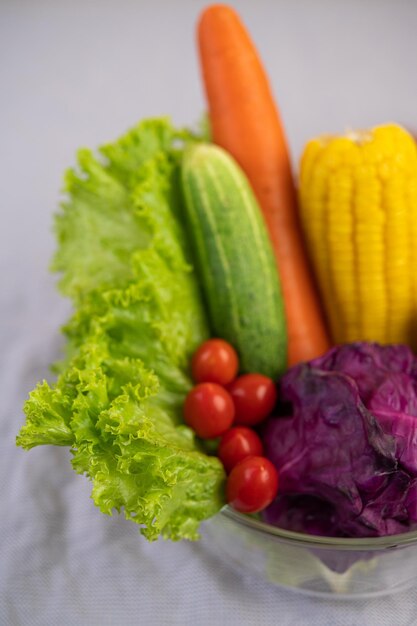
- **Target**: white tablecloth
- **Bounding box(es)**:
[2,1,417,624]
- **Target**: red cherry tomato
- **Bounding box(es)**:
[228,374,277,425]
[226,456,279,514]
[218,427,264,473]
[183,383,235,438]
[191,339,239,385]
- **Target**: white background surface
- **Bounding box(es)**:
[2,1,417,624]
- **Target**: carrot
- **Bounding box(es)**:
[197,4,331,366]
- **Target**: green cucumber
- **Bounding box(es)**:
[181,143,287,379]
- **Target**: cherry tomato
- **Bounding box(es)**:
[226,456,279,514]
[183,383,235,438]
[191,339,239,385]
[228,374,277,425]
[218,427,264,473]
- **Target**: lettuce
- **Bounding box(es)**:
[262,343,417,538]
[16,118,226,541]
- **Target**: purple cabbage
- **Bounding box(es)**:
[262,342,417,537]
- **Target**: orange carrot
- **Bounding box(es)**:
[197,4,330,366]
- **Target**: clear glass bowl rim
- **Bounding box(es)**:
[219,505,417,551]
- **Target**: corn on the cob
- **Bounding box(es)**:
[299,124,417,347]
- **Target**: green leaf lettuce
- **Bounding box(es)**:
[17,118,225,541]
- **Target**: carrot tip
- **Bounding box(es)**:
[198,3,240,34]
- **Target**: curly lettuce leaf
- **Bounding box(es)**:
[17,118,225,541]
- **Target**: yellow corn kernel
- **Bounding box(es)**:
[299,124,417,348]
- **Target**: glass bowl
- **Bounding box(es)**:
[203,506,417,598]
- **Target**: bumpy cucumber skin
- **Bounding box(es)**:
[181,143,287,379]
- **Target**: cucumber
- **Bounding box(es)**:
[181,143,287,379]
